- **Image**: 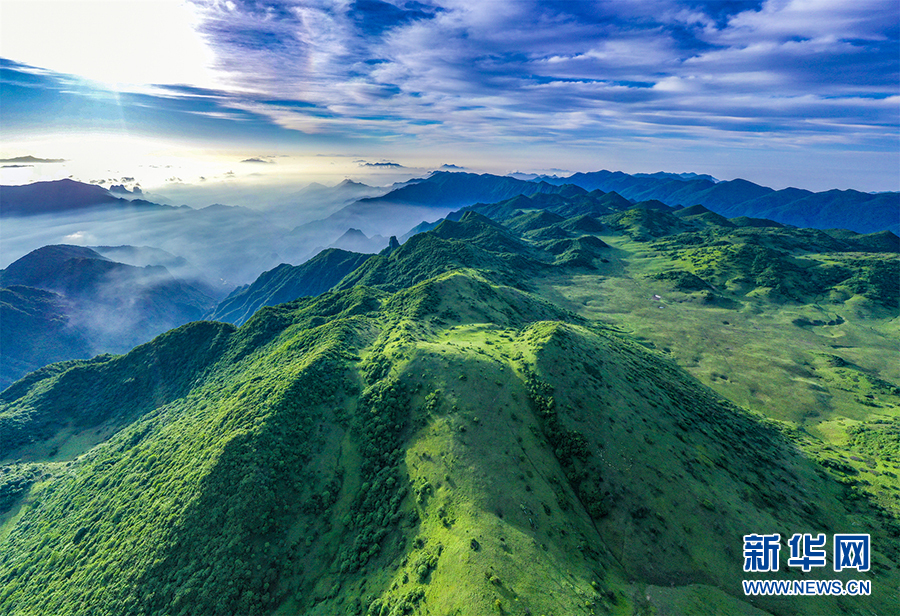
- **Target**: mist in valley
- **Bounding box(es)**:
[0,176,455,298]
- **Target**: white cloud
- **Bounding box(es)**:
[720,0,893,43]
[63,230,96,244]
[2,0,896,191]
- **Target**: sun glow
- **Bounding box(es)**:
[0,133,229,187]
[0,0,219,91]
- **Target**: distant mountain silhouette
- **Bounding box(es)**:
[90,245,190,270]
[329,228,389,253]
[261,179,388,227]
[358,171,573,207]
[281,172,584,263]
[0,178,171,216]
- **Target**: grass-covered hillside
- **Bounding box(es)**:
[1,197,898,615]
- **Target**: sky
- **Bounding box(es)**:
[1,0,898,197]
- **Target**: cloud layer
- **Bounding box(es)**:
[185,0,897,149]
[1,1,897,189]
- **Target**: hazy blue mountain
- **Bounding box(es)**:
[541,171,899,233]
[359,171,574,207]
[0,181,290,289]
[2,245,117,292]
[740,189,899,233]
[90,245,189,270]
[636,171,719,182]
[0,245,216,388]
[399,218,444,242]
[291,178,380,202]
[328,228,389,253]
[259,178,389,228]
[0,178,174,216]
[670,178,775,211]
[0,285,93,389]
[544,170,716,197]
[143,203,290,289]
[281,172,586,262]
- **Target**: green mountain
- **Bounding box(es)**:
[4,270,897,615]
[210,249,373,325]
[333,212,546,295]
[505,210,566,234]
[601,207,694,241]
[1,197,898,616]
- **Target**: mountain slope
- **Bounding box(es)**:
[333,212,544,293]
[0,286,92,388]
[209,248,373,325]
[2,270,897,615]
[259,179,388,228]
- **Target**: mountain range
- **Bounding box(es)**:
[539,171,899,234]
[1,175,897,615]
[3,171,896,279]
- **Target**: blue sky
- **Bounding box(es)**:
[1,0,897,193]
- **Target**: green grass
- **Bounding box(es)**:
[1,200,897,616]
[533,230,899,521]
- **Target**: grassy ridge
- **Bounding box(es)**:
[1,196,898,615]
[2,271,898,614]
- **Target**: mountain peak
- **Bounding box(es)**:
[0,178,119,216]
[340,228,368,239]
[338,179,368,188]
